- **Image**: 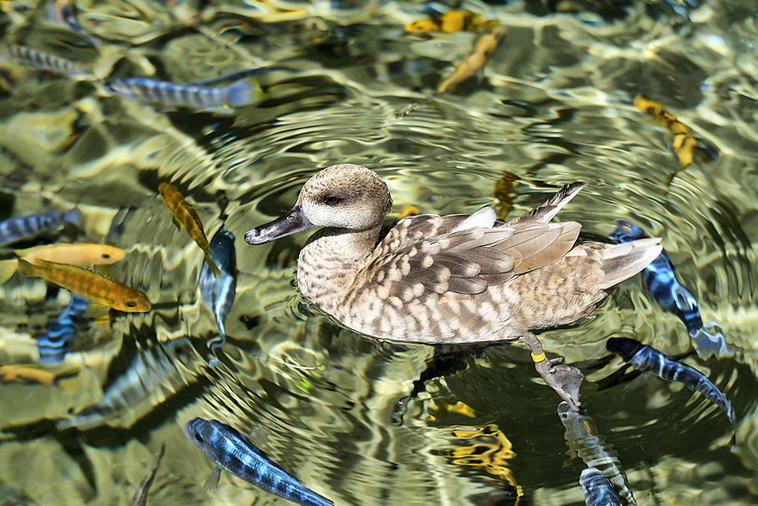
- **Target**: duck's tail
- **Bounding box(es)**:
[505,182,588,226]
[596,237,662,289]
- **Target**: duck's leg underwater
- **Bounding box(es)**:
[521,332,583,410]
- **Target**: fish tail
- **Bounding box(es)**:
[207,334,226,367]
[62,208,81,227]
[689,324,735,359]
[16,257,38,277]
[225,78,263,107]
[0,259,18,284]
[727,400,737,452]
[52,368,79,386]
[695,140,719,163]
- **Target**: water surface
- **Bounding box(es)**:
[1,1,757,505]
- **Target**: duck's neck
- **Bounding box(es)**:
[297,225,381,311]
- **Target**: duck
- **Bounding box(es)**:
[244,164,662,410]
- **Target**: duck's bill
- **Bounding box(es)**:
[244,205,313,245]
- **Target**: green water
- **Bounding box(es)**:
[1,0,757,504]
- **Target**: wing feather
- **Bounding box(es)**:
[359,213,582,301]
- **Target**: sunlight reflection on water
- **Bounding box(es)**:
[0,0,757,505]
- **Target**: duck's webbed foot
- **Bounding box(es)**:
[520,332,583,411]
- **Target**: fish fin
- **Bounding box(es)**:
[248,426,270,450]
[207,334,226,367]
[0,259,19,284]
[172,216,183,229]
[203,465,222,492]
[226,78,263,107]
[16,257,37,277]
[85,303,110,319]
[63,208,81,227]
[52,368,81,390]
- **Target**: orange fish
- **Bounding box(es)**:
[634,94,717,169]
[16,243,126,266]
[437,27,507,94]
[158,182,220,277]
[396,205,420,220]
[18,257,151,312]
[494,171,518,220]
[405,10,497,33]
[0,364,78,386]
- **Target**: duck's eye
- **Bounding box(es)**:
[321,195,345,206]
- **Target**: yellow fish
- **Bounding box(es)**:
[443,424,520,489]
[634,94,717,169]
[17,258,152,312]
[437,27,507,94]
[405,10,497,33]
[158,183,220,277]
[430,400,477,420]
[16,243,126,266]
[493,171,518,220]
[0,364,78,386]
[396,205,420,220]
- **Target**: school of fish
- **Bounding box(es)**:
[0,3,743,506]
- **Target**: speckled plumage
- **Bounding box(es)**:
[245,164,663,409]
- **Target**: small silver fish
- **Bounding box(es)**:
[607,337,736,451]
[558,402,637,506]
[580,467,621,506]
[184,417,334,506]
[105,77,262,109]
[0,45,92,77]
[199,227,236,366]
[0,208,79,247]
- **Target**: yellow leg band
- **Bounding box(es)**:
[531,352,547,362]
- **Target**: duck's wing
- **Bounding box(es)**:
[361,217,581,297]
[505,182,587,226]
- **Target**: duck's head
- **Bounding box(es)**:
[244,164,392,245]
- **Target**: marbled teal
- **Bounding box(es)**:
[244,164,662,409]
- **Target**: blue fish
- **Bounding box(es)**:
[58,338,197,430]
[0,208,79,247]
[38,291,90,364]
[49,0,101,48]
[580,467,621,506]
[0,45,92,77]
[105,77,262,110]
[558,402,637,506]
[184,417,334,506]
[607,337,736,452]
[199,227,236,366]
[609,220,733,358]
